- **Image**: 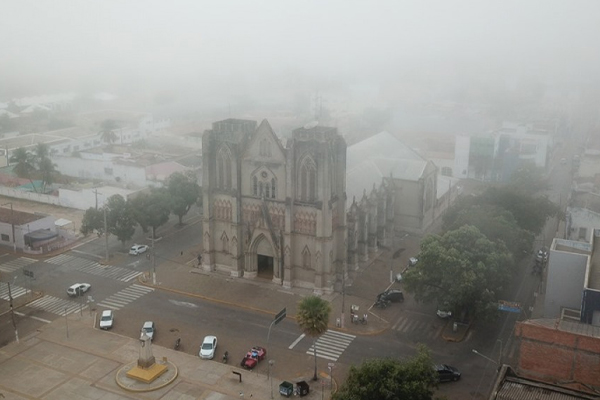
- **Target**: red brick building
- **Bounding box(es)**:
[515,318,600,393]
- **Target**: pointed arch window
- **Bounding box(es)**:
[302,246,311,269]
[298,156,317,202]
[221,232,229,253]
[216,147,232,190]
[253,176,258,196]
[271,178,276,199]
[259,182,264,197]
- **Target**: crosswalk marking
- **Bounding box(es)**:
[45,254,142,282]
[27,295,86,316]
[392,316,445,340]
[97,284,154,310]
[0,257,37,273]
[0,284,28,301]
[305,330,355,361]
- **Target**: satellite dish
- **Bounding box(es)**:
[303,121,319,129]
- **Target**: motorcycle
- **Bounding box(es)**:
[222,350,229,364]
[174,338,181,350]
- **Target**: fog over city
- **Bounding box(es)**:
[3,0,600,119]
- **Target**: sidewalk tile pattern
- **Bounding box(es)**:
[96,284,154,310]
[0,284,28,301]
[45,254,142,282]
[0,256,36,273]
[27,294,86,315]
[305,330,356,361]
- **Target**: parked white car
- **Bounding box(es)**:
[199,335,218,359]
[99,310,114,329]
[129,244,149,255]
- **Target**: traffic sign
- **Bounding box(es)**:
[274,307,286,325]
[498,300,521,313]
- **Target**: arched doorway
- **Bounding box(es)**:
[256,236,274,279]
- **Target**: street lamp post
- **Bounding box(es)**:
[472,339,503,366]
[268,359,275,399]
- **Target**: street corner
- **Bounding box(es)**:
[441,319,472,342]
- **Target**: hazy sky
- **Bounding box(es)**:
[2,1,600,103]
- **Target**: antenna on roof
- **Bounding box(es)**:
[303,121,319,129]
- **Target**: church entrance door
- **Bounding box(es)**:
[257,254,274,279]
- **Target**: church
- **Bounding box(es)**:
[201,118,436,294]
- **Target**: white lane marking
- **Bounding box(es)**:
[289,333,306,349]
[15,311,52,323]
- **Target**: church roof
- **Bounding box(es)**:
[346,131,428,203]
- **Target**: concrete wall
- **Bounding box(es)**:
[544,250,588,318]
[52,155,147,186]
[515,321,600,389]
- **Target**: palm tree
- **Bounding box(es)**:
[9,147,37,192]
[99,119,118,147]
[296,295,331,381]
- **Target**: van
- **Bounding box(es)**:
[99,310,114,329]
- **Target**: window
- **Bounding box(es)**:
[253,176,258,196]
[271,178,276,199]
[216,147,232,189]
[441,167,453,177]
[298,156,317,202]
[302,247,311,269]
[265,183,270,198]
[1,234,9,242]
[259,182,263,197]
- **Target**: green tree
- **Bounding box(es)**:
[333,345,438,400]
[403,225,513,322]
[507,163,550,194]
[80,207,105,236]
[105,195,137,245]
[37,157,58,193]
[9,147,37,192]
[167,171,201,225]
[99,119,118,147]
[130,188,171,239]
[444,203,534,261]
[296,295,331,381]
[481,187,559,234]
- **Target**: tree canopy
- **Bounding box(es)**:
[402,225,513,322]
[332,345,438,400]
[167,171,201,225]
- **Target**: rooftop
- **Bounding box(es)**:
[0,207,46,225]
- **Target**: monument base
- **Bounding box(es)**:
[126,363,168,383]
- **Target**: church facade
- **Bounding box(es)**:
[201,119,348,294]
[201,119,432,294]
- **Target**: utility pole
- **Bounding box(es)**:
[103,206,109,262]
[7,282,19,343]
[152,227,156,285]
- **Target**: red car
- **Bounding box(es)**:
[240,346,267,369]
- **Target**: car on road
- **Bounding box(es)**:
[99,310,114,329]
[408,257,419,267]
[140,321,155,340]
[436,309,452,318]
[129,244,149,255]
[67,283,91,297]
[435,364,461,382]
[199,335,218,359]
[377,289,404,303]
